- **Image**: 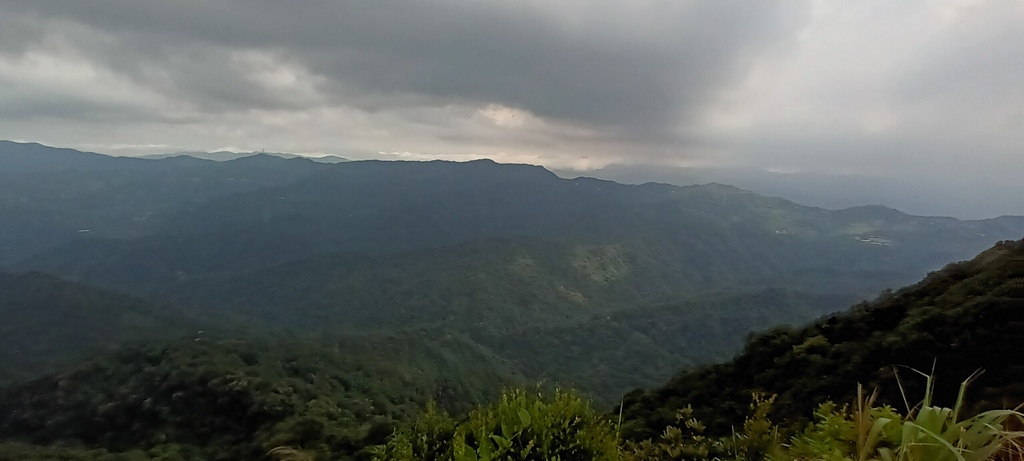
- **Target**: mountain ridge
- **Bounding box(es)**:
[5,140,1024,401]
[141,150,350,163]
[619,237,1024,439]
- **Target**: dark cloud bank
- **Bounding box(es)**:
[1,1,1022,218]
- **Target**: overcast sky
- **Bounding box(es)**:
[1,1,1022,181]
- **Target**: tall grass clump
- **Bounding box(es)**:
[784,370,1024,461]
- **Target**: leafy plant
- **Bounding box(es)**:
[374,388,619,461]
[621,393,781,461]
[883,369,1024,461]
[781,373,1024,461]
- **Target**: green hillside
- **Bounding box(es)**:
[477,286,867,398]
[369,239,1024,461]
[0,271,195,383]
[0,248,870,404]
[0,333,524,461]
[619,238,1024,440]
[2,230,1022,460]
[32,237,892,400]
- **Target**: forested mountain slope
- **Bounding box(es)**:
[0,333,523,460]
[0,271,195,383]
[3,240,1021,460]
[127,238,889,397]
[619,238,1024,439]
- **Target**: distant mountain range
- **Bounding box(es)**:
[141,150,350,163]
[557,163,1024,220]
[2,139,1023,401]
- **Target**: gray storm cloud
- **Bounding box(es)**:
[0,0,1022,185]
[0,1,804,128]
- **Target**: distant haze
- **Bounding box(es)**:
[1,2,1022,217]
[558,164,1024,220]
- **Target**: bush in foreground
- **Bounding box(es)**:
[370,378,1024,461]
[372,388,618,461]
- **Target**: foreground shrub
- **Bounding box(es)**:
[371,375,1024,461]
[782,372,1024,461]
[621,393,781,461]
[373,388,618,461]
